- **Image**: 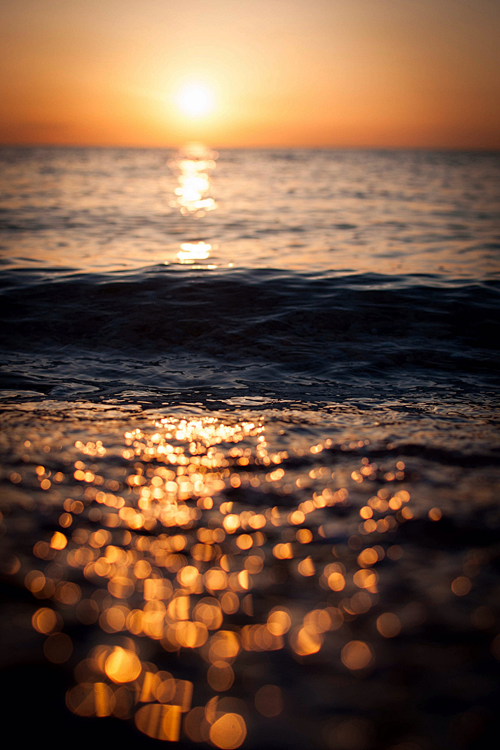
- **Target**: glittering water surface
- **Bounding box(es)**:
[1,397,500,749]
[0,146,499,277]
[0,147,499,749]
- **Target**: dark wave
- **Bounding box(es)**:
[1,267,499,379]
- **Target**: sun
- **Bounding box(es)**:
[176,84,214,117]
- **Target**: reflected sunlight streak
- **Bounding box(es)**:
[169,142,218,266]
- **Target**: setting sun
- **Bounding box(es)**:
[0,0,498,148]
[176,84,214,118]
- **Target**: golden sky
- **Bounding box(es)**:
[1,0,499,148]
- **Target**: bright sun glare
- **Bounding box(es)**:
[176,84,214,117]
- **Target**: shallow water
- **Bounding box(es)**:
[0,147,499,749]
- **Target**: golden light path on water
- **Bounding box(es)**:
[2,401,499,748]
[169,144,217,218]
[168,143,219,268]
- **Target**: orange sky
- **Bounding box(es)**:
[1,0,499,149]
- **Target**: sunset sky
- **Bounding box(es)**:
[1,0,499,149]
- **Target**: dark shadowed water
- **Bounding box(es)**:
[0,146,499,750]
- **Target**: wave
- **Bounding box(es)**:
[1,267,499,380]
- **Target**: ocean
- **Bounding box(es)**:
[0,145,499,749]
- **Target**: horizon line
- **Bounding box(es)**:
[1,141,499,153]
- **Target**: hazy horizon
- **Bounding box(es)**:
[2,143,499,153]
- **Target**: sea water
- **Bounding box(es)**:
[0,146,499,749]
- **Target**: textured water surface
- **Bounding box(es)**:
[0,147,499,750]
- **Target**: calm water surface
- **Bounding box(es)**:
[0,147,499,749]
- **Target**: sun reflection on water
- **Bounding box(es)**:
[5,405,496,747]
[168,142,218,267]
[169,143,217,219]
[177,241,212,264]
